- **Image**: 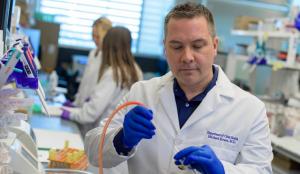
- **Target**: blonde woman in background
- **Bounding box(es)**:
[61,26,143,136]
[64,17,112,107]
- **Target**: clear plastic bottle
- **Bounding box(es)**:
[49,70,58,97]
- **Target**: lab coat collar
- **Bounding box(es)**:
[158,65,235,131]
[214,65,235,99]
[158,72,181,131]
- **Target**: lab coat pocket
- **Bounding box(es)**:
[210,145,239,164]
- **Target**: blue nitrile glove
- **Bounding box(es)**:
[60,108,71,120]
[174,145,225,174]
[63,100,75,107]
[295,13,300,31]
[123,106,156,148]
[247,56,257,65]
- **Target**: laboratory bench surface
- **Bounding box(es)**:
[28,114,99,174]
[271,134,300,163]
[29,114,80,134]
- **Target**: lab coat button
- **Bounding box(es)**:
[185,103,189,107]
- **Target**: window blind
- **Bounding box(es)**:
[39,0,174,56]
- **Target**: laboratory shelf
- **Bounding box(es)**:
[209,0,289,13]
[231,30,298,38]
[231,28,300,69]
[280,64,300,70]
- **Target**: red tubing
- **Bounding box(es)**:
[98,101,145,174]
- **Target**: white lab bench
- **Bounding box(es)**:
[28,114,98,174]
[29,114,80,134]
[271,134,300,174]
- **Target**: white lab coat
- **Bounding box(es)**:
[85,65,273,174]
[71,65,142,174]
[74,49,102,107]
[69,65,143,136]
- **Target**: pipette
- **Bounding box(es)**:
[0,40,50,115]
[36,87,49,116]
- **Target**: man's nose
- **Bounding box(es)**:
[181,47,194,63]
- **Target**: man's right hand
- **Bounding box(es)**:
[123,106,156,148]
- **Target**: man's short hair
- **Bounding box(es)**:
[164,2,216,38]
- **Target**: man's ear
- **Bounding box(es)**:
[163,39,166,55]
[213,37,219,56]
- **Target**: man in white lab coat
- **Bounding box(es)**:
[85,2,273,174]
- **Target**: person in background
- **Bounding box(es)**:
[84,2,273,174]
[60,26,143,137]
[63,17,112,107]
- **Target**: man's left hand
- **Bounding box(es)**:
[174,145,225,174]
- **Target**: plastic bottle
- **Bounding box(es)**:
[49,70,58,96]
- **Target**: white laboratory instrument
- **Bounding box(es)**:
[0,30,3,57]
[0,39,50,115]
[8,120,37,158]
[1,132,44,174]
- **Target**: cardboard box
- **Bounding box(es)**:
[34,20,60,73]
[234,16,261,30]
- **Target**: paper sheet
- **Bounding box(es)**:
[42,105,80,117]
[33,128,84,150]
[42,105,62,116]
[37,149,50,163]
